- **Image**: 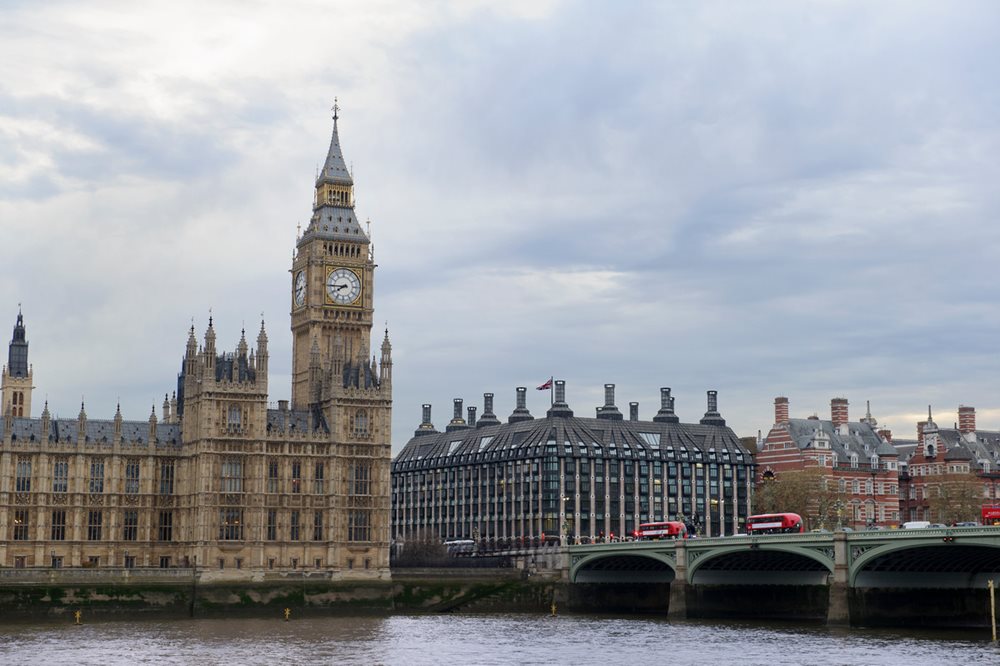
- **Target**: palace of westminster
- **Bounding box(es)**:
[0,110,394,577]
[1,112,761,575]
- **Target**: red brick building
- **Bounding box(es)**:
[757,397,900,529]
[899,406,1000,523]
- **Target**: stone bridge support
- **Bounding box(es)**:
[667,539,687,620]
[827,532,849,625]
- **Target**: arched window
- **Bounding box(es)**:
[351,409,370,439]
[228,405,242,427]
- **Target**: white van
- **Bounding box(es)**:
[902,521,931,529]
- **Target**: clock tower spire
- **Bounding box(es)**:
[290,105,375,408]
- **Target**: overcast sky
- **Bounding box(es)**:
[2,1,999,450]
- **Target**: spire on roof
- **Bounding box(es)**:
[318,97,353,186]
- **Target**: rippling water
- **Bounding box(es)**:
[0,614,997,666]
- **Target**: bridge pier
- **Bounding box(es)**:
[826,531,849,625]
[667,539,688,620]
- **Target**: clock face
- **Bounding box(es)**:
[326,267,361,305]
[294,271,306,306]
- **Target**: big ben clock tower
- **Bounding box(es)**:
[290,103,377,408]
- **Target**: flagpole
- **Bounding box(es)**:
[550,376,554,406]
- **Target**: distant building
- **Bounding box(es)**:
[899,406,1000,523]
[0,112,392,577]
[391,382,755,543]
[757,397,901,528]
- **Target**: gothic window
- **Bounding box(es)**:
[267,459,280,493]
[313,462,325,494]
[228,405,242,429]
[125,459,141,495]
[350,462,372,496]
[313,510,323,541]
[159,460,175,495]
[219,509,243,540]
[266,510,277,541]
[348,510,370,542]
[51,510,66,541]
[15,456,31,492]
[221,458,244,493]
[158,511,173,541]
[291,460,302,493]
[290,510,301,541]
[123,510,138,541]
[87,510,103,541]
[89,459,105,494]
[351,409,370,439]
[12,509,29,540]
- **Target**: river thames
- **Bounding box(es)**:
[0,614,997,665]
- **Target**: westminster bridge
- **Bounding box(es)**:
[564,526,1000,626]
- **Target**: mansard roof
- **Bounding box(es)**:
[393,414,751,470]
[785,418,886,460]
[0,416,182,448]
[936,427,1000,469]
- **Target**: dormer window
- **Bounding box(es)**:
[850,453,859,468]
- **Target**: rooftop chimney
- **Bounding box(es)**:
[546,380,574,418]
[831,398,848,428]
[446,398,468,432]
[508,387,534,423]
[959,405,976,434]
[467,406,477,427]
[653,387,680,423]
[629,402,639,421]
[477,392,501,427]
[596,384,623,420]
[415,403,438,436]
[774,396,789,425]
[917,420,927,444]
[699,390,726,426]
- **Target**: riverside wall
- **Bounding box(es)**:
[0,568,567,619]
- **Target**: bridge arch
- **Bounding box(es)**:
[570,550,676,584]
[688,543,834,585]
[850,537,1000,588]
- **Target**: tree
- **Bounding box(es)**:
[754,468,847,530]
[926,475,983,525]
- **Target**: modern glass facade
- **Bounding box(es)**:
[392,383,754,542]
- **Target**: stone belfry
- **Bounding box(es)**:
[290,102,378,408]
[1,309,33,418]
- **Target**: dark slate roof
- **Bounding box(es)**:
[892,438,918,463]
[393,415,751,470]
[937,428,1000,470]
[0,417,182,448]
[266,408,329,434]
[786,418,886,461]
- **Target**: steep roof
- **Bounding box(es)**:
[393,413,751,469]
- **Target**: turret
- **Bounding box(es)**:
[149,404,158,444]
[114,402,123,441]
[379,328,393,390]
[77,400,87,443]
[256,320,269,383]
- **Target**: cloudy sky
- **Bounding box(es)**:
[2,1,999,450]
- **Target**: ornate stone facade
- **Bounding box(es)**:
[0,112,392,579]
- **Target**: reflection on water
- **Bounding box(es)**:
[0,614,997,666]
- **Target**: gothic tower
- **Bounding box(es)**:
[290,104,376,409]
[1,309,33,418]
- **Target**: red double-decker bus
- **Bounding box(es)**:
[982,506,1000,526]
[633,521,687,540]
[746,513,804,535]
